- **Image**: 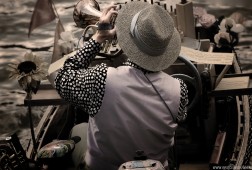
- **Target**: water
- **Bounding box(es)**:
[0,0,252,150]
[0,0,77,148]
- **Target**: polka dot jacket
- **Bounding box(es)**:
[55,38,188,120]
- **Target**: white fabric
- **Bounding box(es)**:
[70,123,88,170]
[85,66,181,170]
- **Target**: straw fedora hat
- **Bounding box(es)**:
[116,1,181,72]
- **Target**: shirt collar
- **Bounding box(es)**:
[123,59,156,74]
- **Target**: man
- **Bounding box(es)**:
[55,2,188,169]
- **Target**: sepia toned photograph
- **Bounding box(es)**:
[0,0,252,169]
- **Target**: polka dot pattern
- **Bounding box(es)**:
[55,39,107,117]
[176,78,189,122]
[55,38,188,118]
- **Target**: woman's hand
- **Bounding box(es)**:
[92,5,118,44]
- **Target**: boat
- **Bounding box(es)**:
[1,0,252,169]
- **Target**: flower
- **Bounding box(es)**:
[193,6,207,19]
[229,12,246,25]
[58,31,79,54]
[214,31,231,48]
[199,13,216,28]
[214,17,245,49]
[219,18,245,33]
[7,52,48,94]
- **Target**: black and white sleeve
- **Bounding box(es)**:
[176,78,189,122]
[55,39,108,117]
